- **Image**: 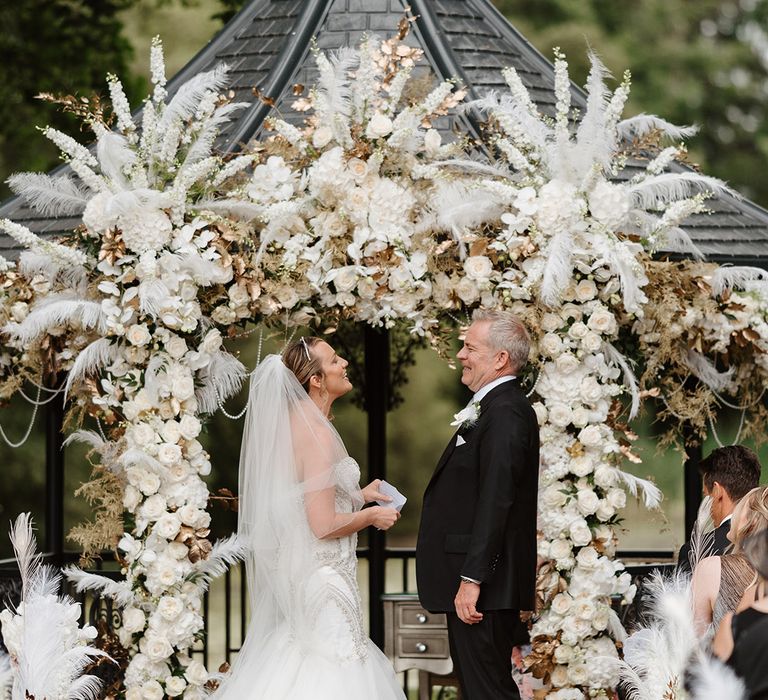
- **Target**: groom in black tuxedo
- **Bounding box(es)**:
[676,445,761,574]
[416,310,539,700]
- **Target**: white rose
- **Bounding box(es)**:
[312,125,333,149]
[581,331,602,353]
[275,285,299,309]
[127,324,152,347]
[568,321,588,340]
[541,313,562,332]
[185,659,209,686]
[124,485,141,511]
[160,421,182,444]
[569,519,593,547]
[595,500,615,522]
[542,484,568,508]
[580,376,603,404]
[130,423,157,447]
[157,596,184,621]
[550,665,569,688]
[163,336,186,360]
[540,333,563,357]
[122,606,146,633]
[456,277,479,305]
[179,414,201,440]
[554,644,574,664]
[554,353,580,374]
[576,488,599,515]
[587,309,617,336]
[165,677,187,697]
[551,593,573,616]
[365,112,393,139]
[567,664,589,686]
[594,464,618,488]
[200,328,222,355]
[576,546,600,569]
[346,157,369,181]
[141,494,167,520]
[141,680,164,700]
[578,424,603,448]
[157,443,182,465]
[549,538,572,560]
[154,513,182,540]
[607,487,627,510]
[463,256,493,281]
[574,279,597,302]
[592,607,610,631]
[141,635,173,662]
[172,376,195,402]
[126,688,143,700]
[138,471,161,496]
[331,267,359,293]
[547,403,573,428]
[571,407,591,429]
[570,455,594,477]
[212,306,237,325]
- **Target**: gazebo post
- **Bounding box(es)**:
[44,374,65,563]
[364,325,389,649]
[682,423,703,541]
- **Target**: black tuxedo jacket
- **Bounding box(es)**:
[676,520,732,575]
[416,380,540,613]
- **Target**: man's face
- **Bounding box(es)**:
[456,321,504,393]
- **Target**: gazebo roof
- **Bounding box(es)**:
[3,0,768,264]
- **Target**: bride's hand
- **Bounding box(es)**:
[367,506,400,531]
[361,479,391,504]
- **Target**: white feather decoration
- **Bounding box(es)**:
[194,198,264,221]
[62,430,106,450]
[137,278,171,318]
[96,131,137,188]
[120,448,166,475]
[685,349,735,393]
[0,652,11,700]
[314,47,359,130]
[657,226,706,260]
[62,567,135,607]
[185,535,247,595]
[629,172,736,210]
[18,250,88,287]
[602,341,641,419]
[180,101,249,169]
[158,63,231,134]
[574,52,614,172]
[64,338,119,398]
[616,470,663,509]
[9,513,41,600]
[196,351,247,414]
[6,172,89,217]
[539,230,576,307]
[689,656,747,700]
[618,114,699,141]
[5,297,107,345]
[709,265,768,297]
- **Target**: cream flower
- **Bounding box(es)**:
[127,324,152,347]
[366,113,393,139]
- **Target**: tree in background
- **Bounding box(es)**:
[494,0,768,207]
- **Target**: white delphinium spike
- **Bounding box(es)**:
[502,66,539,118]
[353,36,380,121]
[385,65,412,112]
[106,74,136,141]
[184,535,248,595]
[157,120,183,165]
[266,118,306,149]
[64,338,120,398]
[5,296,107,345]
[494,137,533,172]
[618,113,699,142]
[419,80,455,116]
[645,146,682,176]
[0,219,88,269]
[42,127,98,167]
[709,265,768,297]
[150,36,167,104]
[211,154,255,187]
[140,99,158,159]
[63,568,135,607]
[685,349,735,392]
[630,172,735,210]
[553,49,571,142]
[6,172,89,217]
[656,194,707,233]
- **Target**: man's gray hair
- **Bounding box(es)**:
[472,309,531,372]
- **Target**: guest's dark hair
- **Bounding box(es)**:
[699,445,762,500]
[282,337,324,393]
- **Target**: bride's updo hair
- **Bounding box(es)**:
[282,337,325,393]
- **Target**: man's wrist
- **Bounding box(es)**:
[460,575,481,585]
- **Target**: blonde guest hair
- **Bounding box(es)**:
[471,309,531,373]
[732,486,768,555]
[282,337,325,393]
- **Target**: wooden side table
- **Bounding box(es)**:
[382,594,462,700]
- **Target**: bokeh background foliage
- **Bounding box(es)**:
[1,0,768,559]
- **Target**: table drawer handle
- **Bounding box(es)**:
[415,642,428,653]
[417,613,427,624]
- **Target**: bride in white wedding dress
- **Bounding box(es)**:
[212,337,406,699]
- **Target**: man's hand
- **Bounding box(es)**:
[454,580,483,624]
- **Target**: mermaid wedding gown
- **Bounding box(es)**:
[212,456,405,700]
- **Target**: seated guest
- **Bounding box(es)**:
[678,446,761,574]
[713,529,768,699]
[691,485,768,636]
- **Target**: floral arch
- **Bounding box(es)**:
[2,24,768,700]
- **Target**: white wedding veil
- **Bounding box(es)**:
[214,354,364,696]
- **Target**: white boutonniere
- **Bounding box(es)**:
[450,400,481,431]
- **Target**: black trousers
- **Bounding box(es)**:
[446,610,522,700]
